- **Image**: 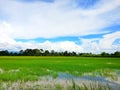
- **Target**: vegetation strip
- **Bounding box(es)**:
[0,49,120,57]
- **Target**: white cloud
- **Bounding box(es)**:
[0,39,83,53]
[0,0,120,39]
[39,41,83,52]
[0,31,119,53]
[0,22,15,44]
[99,31,120,49]
[81,31,120,53]
[80,38,100,53]
[80,0,120,15]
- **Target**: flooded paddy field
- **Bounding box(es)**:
[0,56,120,90]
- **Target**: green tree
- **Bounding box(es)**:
[33,49,40,56]
[114,51,120,57]
[101,52,109,57]
[44,50,50,56]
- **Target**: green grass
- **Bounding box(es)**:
[0,56,120,81]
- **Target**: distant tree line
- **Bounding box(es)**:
[0,49,120,57]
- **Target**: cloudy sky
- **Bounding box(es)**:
[0,0,120,53]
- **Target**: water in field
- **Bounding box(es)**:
[40,69,120,90]
[57,72,120,90]
[0,70,120,90]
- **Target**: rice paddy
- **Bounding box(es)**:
[0,56,120,90]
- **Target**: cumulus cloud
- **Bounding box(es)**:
[0,40,83,53]
[81,31,120,53]
[0,31,119,53]
[39,41,83,52]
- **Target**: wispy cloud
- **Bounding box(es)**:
[0,0,120,38]
[0,0,120,53]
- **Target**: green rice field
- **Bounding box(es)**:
[0,56,120,90]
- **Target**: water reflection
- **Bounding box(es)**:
[58,72,120,90]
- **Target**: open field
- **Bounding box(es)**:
[0,56,120,90]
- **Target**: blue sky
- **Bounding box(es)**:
[18,0,54,3]
[0,0,120,53]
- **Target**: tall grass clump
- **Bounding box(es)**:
[70,79,111,90]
